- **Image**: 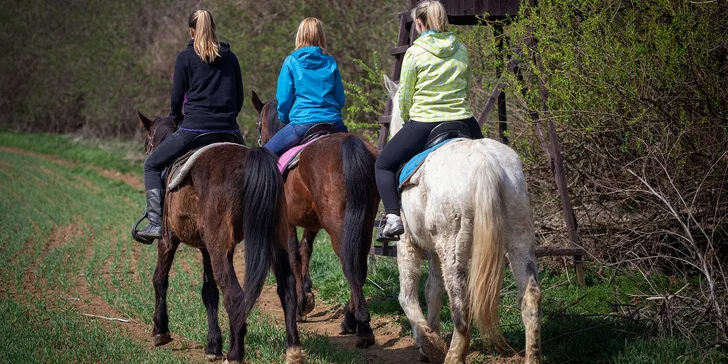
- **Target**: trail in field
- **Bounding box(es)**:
[231,248,421,364]
[0,146,144,190]
[0,148,204,362]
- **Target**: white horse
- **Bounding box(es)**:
[383,76,542,364]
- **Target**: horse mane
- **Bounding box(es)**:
[383,76,403,139]
[264,102,284,136]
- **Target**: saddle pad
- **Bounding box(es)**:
[277,137,321,174]
[397,138,465,189]
[167,142,241,190]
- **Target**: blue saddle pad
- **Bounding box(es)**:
[397,139,457,189]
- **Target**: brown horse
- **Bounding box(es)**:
[136,112,304,364]
[251,92,380,348]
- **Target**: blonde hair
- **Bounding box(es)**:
[295,18,327,52]
[411,1,449,33]
[189,10,220,63]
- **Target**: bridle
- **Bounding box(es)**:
[256,102,277,147]
[256,110,263,147]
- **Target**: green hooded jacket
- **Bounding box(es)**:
[399,31,473,123]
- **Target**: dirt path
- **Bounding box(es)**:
[231,248,421,364]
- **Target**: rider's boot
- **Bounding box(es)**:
[137,189,163,241]
[377,213,404,242]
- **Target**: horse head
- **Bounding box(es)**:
[137,111,177,155]
[251,91,283,146]
[383,75,404,139]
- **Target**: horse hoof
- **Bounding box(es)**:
[418,349,431,362]
[153,333,173,347]
[297,313,307,323]
[355,333,376,349]
[206,353,223,361]
[303,292,316,315]
[286,346,305,364]
[420,331,447,363]
[339,323,356,335]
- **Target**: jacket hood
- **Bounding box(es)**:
[186,40,231,54]
[413,32,459,58]
[290,46,331,69]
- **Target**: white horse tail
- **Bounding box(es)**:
[468,158,510,353]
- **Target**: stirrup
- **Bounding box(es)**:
[131,210,154,245]
[376,218,401,243]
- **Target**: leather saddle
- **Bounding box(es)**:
[163,132,241,190]
[424,121,472,149]
[279,123,338,176]
[395,121,473,180]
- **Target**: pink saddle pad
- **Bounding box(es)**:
[277,138,319,173]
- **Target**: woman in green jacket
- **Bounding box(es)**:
[375,0,484,240]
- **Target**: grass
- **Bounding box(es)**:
[304,219,728,362]
[0,133,362,363]
[1,131,725,363]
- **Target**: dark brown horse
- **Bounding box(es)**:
[136,112,304,364]
[251,92,380,348]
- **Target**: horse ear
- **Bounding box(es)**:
[251,91,265,114]
[137,110,153,132]
[383,75,399,100]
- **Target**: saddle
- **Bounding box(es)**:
[131,132,241,244]
[277,123,338,176]
[396,121,473,188]
[165,132,242,190]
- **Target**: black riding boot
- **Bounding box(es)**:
[138,189,163,240]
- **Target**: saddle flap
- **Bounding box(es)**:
[424,121,472,150]
[301,123,336,144]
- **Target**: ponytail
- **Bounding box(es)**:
[411,0,449,33]
[188,10,220,63]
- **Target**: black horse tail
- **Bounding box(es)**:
[340,136,377,291]
[241,147,285,317]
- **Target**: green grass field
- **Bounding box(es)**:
[0,131,725,363]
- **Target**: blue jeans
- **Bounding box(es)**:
[264,120,348,156]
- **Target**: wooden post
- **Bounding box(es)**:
[546,120,586,286]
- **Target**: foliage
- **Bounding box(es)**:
[501,0,728,341]
[0,0,406,140]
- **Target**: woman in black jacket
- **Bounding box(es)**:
[137,9,245,241]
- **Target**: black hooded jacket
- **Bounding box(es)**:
[170,40,244,130]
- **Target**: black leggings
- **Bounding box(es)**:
[375,117,484,215]
[143,129,244,191]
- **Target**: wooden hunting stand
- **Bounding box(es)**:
[372,0,588,286]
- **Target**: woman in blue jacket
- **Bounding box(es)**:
[264,17,348,156]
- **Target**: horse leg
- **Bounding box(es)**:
[152,237,179,347]
[200,248,223,361]
[273,245,305,364]
[506,231,542,364]
[439,230,473,364]
[425,254,445,336]
[329,227,374,348]
[208,244,246,364]
[398,235,446,362]
[299,228,318,317]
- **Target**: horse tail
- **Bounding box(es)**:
[241,147,286,317]
[468,156,510,353]
[340,135,377,289]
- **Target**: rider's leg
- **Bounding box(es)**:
[139,130,199,240]
[374,120,440,238]
[263,122,315,156]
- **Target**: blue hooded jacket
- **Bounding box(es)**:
[276,46,345,125]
